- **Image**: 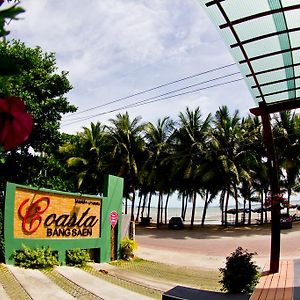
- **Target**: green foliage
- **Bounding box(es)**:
[66,249,91,267]
[60,122,107,194]
[0,40,76,191]
[0,2,25,38]
[0,40,76,152]
[219,247,259,294]
[120,237,138,260]
[13,245,58,269]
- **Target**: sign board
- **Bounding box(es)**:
[4,175,124,265]
[109,211,118,228]
[14,188,101,239]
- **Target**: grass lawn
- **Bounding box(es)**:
[111,257,222,292]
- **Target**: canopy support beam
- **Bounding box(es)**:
[251,102,282,273]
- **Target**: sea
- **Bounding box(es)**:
[125,199,300,225]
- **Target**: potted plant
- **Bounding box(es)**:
[120,237,138,260]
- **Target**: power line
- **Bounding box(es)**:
[65,71,241,122]
[62,77,244,127]
[63,63,237,118]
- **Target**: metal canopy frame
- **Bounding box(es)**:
[200,0,300,273]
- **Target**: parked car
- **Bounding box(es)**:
[280,213,293,229]
[168,217,184,229]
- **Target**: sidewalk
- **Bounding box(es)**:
[56,266,153,300]
[0,284,9,300]
[2,264,156,300]
[7,265,74,300]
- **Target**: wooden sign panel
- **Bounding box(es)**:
[14,188,101,239]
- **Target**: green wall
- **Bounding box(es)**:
[4,175,123,264]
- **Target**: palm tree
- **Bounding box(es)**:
[60,122,107,194]
[211,106,255,226]
[142,117,175,227]
[172,107,212,228]
[106,112,146,221]
[239,115,263,223]
[274,111,300,213]
[196,155,222,226]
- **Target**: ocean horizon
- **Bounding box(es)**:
[125,199,300,225]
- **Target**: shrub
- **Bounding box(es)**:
[219,247,260,294]
[66,249,90,267]
[120,237,138,260]
[13,245,58,269]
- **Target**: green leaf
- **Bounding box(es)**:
[0,5,25,20]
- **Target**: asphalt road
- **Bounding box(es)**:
[135,222,300,269]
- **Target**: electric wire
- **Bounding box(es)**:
[62,77,244,127]
[64,71,240,122]
[63,63,237,118]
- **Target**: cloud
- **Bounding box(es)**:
[7,0,256,134]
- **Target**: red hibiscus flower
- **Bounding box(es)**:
[0,96,33,151]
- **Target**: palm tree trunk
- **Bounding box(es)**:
[234,185,238,226]
[135,193,143,222]
[164,193,170,224]
[287,188,291,215]
[130,189,136,221]
[220,189,226,225]
[201,190,209,226]
[190,191,197,229]
[248,198,252,225]
[224,190,230,226]
[147,193,153,218]
[260,191,264,224]
[242,197,246,225]
[125,197,128,214]
[157,192,162,228]
[181,192,185,219]
[183,195,188,221]
[160,195,164,224]
[141,193,147,218]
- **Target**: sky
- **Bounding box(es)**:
[4,0,300,209]
[7,0,255,135]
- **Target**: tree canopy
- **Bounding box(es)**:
[0,40,76,191]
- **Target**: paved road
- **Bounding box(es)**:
[135,222,300,269]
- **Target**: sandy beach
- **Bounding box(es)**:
[135,222,300,270]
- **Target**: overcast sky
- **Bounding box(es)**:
[8,0,255,134]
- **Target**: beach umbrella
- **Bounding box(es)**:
[0,96,33,151]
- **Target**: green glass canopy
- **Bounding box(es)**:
[199,0,300,114]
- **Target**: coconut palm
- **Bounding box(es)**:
[106,112,146,220]
[273,111,300,213]
[172,107,212,228]
[60,122,108,194]
[211,106,255,225]
[142,117,175,227]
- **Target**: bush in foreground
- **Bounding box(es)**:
[66,249,90,267]
[219,246,259,294]
[13,245,58,269]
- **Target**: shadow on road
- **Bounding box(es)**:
[136,222,299,240]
